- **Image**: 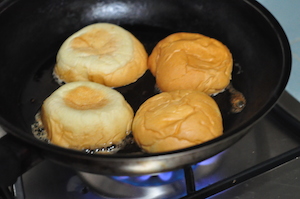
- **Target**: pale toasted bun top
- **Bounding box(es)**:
[54,23,148,87]
[148,32,233,95]
[40,81,134,150]
[132,90,223,153]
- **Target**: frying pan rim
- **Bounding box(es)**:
[0,0,292,161]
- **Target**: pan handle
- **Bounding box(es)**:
[0,134,43,187]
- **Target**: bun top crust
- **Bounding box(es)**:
[148,32,233,95]
[54,23,148,87]
[132,90,223,153]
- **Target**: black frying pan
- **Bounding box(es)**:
[0,0,291,187]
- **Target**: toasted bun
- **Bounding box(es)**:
[148,32,233,95]
[54,23,148,87]
[132,90,223,153]
[40,81,134,150]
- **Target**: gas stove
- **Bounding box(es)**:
[1,0,300,198]
[0,91,297,199]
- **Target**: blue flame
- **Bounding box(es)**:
[137,174,151,181]
[197,152,224,166]
[112,169,185,187]
[159,171,173,181]
[112,152,224,187]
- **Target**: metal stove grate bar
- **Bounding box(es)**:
[184,166,196,195]
[180,145,300,199]
[0,176,25,199]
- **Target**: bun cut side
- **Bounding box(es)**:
[132,90,223,153]
[148,32,233,95]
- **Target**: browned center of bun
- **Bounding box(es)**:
[71,30,118,56]
[64,86,107,110]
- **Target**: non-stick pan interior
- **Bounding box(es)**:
[0,0,291,173]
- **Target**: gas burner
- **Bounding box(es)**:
[77,152,224,199]
[11,92,300,199]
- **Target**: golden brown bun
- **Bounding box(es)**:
[54,23,148,87]
[148,32,233,95]
[40,81,134,150]
[132,90,223,153]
